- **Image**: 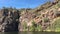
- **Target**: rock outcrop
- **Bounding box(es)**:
[19,0,60,31]
[0,8,20,32]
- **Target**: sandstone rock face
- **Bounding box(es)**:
[18,10,36,31]
[18,0,60,31]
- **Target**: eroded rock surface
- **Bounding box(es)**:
[0,8,20,32]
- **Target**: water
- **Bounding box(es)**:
[0,32,60,34]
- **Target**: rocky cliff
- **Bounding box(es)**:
[19,0,60,31]
[0,0,60,32]
[0,8,20,32]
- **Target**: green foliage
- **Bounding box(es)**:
[22,21,42,31]
[53,18,60,31]
[48,17,60,32]
[57,3,60,8]
[35,24,41,31]
[23,22,27,31]
[43,18,49,22]
[29,21,41,31]
[29,21,36,31]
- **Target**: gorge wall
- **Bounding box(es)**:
[0,0,60,32]
[0,8,20,32]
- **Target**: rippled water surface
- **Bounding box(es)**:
[0,32,60,34]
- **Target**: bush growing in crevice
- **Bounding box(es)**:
[29,21,41,31]
[43,18,49,23]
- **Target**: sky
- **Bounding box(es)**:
[0,0,50,9]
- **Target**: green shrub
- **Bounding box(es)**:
[29,21,41,31]
[23,22,27,31]
[57,3,60,8]
[43,18,49,22]
[50,17,60,32]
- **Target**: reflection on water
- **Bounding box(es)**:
[0,32,60,34]
[18,32,60,34]
[0,32,18,34]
